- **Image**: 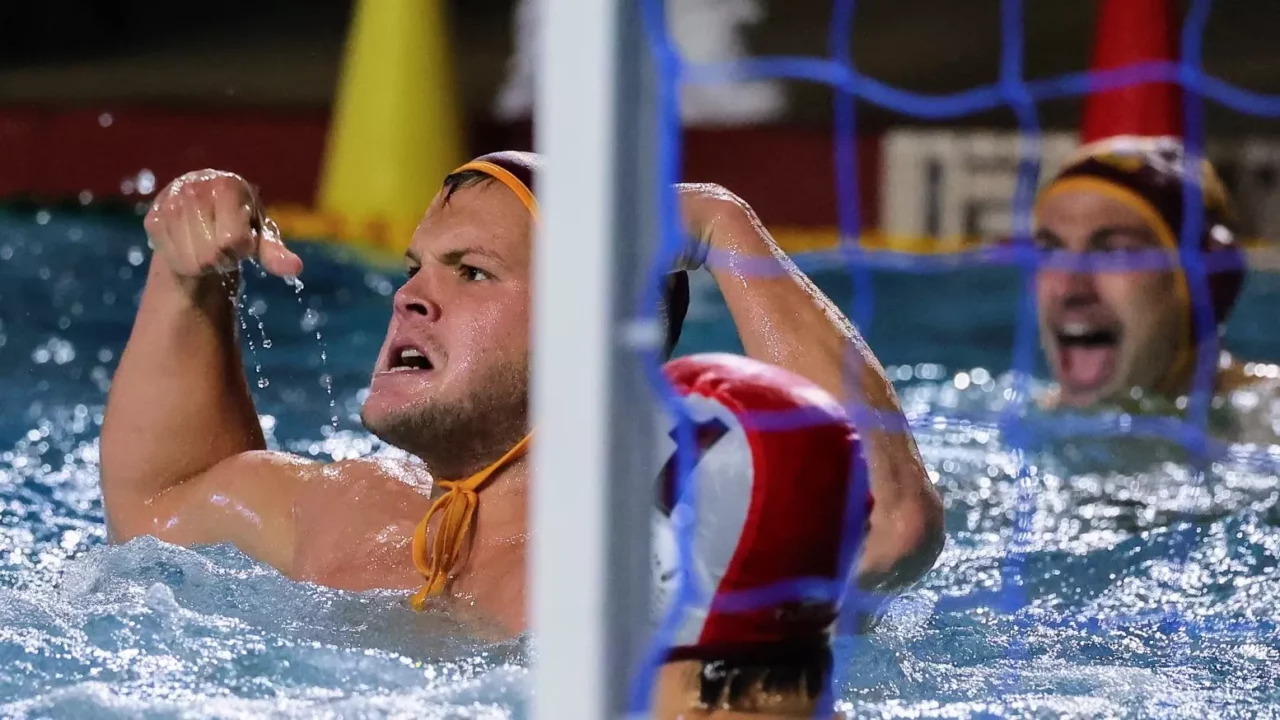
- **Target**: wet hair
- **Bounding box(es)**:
[441,169,496,205]
[686,644,833,712]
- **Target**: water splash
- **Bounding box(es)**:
[0,539,529,719]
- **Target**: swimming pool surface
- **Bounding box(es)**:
[2,210,1280,718]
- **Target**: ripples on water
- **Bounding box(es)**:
[3,211,1280,718]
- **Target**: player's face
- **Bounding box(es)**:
[1034,189,1189,407]
[362,181,532,475]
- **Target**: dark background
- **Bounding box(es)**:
[2,0,1277,133]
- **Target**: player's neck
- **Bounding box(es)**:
[473,454,530,539]
[451,458,530,636]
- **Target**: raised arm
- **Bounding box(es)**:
[680,184,945,592]
[100,171,306,558]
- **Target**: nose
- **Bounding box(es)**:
[1038,259,1100,309]
[393,275,442,322]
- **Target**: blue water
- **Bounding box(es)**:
[2,210,1280,718]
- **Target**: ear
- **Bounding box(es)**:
[1203,222,1246,327]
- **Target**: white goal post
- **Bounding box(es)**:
[530,0,661,718]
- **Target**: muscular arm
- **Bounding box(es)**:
[687,189,945,592]
[100,172,307,567]
[101,266,262,519]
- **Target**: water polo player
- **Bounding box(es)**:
[1034,135,1248,410]
[1032,0,1254,414]
[100,152,943,713]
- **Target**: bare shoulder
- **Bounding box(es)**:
[294,455,435,528]
[117,451,312,569]
[119,451,429,574]
[314,455,434,494]
[290,455,435,590]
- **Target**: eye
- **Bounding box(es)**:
[1107,235,1147,253]
[1033,232,1063,251]
[459,265,491,282]
[405,262,420,279]
[1094,230,1156,254]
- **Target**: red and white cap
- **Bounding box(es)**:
[651,353,872,661]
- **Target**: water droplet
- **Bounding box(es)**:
[127,247,144,266]
[137,169,156,195]
[262,339,273,349]
[35,210,51,225]
[78,191,94,205]
[257,378,270,388]
[98,113,113,128]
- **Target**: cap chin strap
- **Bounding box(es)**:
[409,432,533,609]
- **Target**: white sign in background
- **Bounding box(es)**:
[496,0,786,127]
[880,129,1280,244]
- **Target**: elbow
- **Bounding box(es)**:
[100,491,154,547]
[858,482,946,593]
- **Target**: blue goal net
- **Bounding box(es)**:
[633,0,1280,714]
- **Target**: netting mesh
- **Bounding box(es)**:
[632,0,1280,713]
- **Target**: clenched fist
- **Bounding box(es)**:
[144,170,303,285]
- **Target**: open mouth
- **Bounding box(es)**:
[386,345,434,373]
[1054,322,1120,391]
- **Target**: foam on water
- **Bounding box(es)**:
[0,402,527,719]
[4,212,1280,717]
[831,374,1280,719]
[0,538,528,719]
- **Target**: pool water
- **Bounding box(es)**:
[2,210,1280,718]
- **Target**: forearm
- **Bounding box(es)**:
[702,200,944,589]
[101,259,266,528]
[703,202,895,413]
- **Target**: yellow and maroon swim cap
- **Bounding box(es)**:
[1034,136,1246,397]
[1037,136,1245,334]
[443,151,690,358]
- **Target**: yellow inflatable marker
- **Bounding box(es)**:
[275,0,461,257]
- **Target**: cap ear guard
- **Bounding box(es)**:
[660,271,691,359]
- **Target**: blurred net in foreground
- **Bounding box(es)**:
[635,0,1280,714]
